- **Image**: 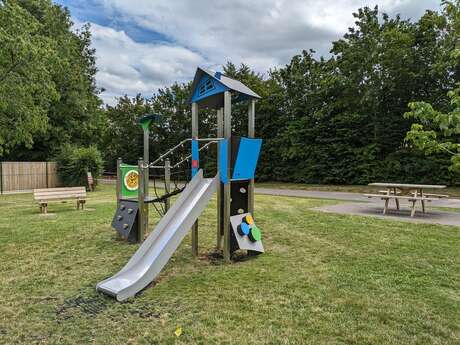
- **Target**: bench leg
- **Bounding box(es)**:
[410,200,416,217]
[383,199,389,215]
[395,198,400,210]
[421,200,425,213]
[77,200,85,210]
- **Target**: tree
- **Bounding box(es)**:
[1,0,104,160]
[102,95,152,171]
[404,1,460,173]
[267,3,458,184]
[405,85,460,171]
[0,0,58,155]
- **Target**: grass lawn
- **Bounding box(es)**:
[0,185,459,344]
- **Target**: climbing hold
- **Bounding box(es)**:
[123,224,129,229]
[244,214,254,225]
[117,215,123,221]
[128,208,133,214]
[248,225,261,242]
[238,222,251,236]
[120,204,126,211]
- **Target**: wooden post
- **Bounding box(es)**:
[223,91,232,262]
[116,158,122,208]
[164,158,171,212]
[216,107,224,249]
[191,102,199,256]
[138,158,146,242]
[248,99,255,216]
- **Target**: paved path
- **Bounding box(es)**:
[255,188,460,208]
[256,187,460,227]
[314,202,460,227]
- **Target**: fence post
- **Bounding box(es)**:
[164,158,171,212]
[0,162,3,195]
[45,161,49,188]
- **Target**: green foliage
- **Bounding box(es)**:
[0,0,103,160]
[405,85,460,171]
[55,144,103,189]
[0,0,58,155]
[404,1,460,173]
[102,95,152,170]
[3,0,459,186]
[258,3,459,184]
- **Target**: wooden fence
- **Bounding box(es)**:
[0,162,61,193]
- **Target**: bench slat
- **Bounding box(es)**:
[34,194,86,199]
[34,187,85,193]
[418,193,449,198]
[35,197,86,202]
[364,194,437,201]
[34,190,86,198]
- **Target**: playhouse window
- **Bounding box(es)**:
[199,79,214,96]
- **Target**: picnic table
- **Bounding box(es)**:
[365,183,448,217]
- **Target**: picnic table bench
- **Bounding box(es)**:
[33,187,87,214]
[365,183,448,217]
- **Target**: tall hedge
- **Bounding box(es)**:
[55,144,103,189]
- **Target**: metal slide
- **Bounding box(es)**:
[97,170,218,301]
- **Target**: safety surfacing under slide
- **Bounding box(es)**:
[97,170,218,301]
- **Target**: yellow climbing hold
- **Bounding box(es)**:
[245,214,254,225]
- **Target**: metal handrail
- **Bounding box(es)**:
[172,141,217,169]
[148,137,223,168]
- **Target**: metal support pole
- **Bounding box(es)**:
[138,158,146,243]
[223,91,232,262]
[116,158,122,207]
[216,107,224,249]
[143,127,150,230]
[164,158,171,212]
[191,102,199,256]
[248,99,256,215]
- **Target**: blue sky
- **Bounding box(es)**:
[53,0,441,105]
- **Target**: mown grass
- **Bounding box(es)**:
[0,185,459,344]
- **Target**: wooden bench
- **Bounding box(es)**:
[364,194,439,217]
[33,187,87,214]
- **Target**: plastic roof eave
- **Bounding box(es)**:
[189,67,261,109]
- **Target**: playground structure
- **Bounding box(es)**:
[97,67,264,301]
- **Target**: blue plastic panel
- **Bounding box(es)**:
[191,139,199,177]
[219,139,229,184]
[232,137,262,180]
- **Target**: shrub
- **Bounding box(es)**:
[55,144,104,189]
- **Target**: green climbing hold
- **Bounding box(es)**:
[249,225,262,242]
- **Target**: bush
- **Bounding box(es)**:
[55,144,104,189]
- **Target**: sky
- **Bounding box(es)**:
[53,0,442,105]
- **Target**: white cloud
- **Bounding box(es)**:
[74,0,441,104]
[87,23,204,104]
